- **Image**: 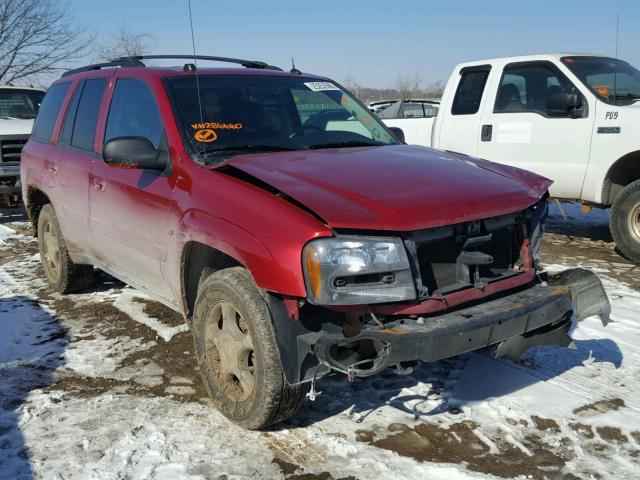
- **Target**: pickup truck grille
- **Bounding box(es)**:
[406,211,526,298]
[0,136,28,165]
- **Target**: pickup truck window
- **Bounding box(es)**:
[168,75,396,162]
[452,68,490,115]
[495,63,575,116]
[105,79,163,148]
[61,78,107,151]
[562,56,640,106]
[32,82,70,142]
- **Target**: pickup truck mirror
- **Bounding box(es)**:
[388,126,406,143]
[102,136,167,171]
[546,92,581,117]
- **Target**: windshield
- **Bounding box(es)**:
[168,75,397,162]
[0,88,45,119]
[562,56,640,105]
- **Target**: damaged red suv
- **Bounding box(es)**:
[21,55,610,429]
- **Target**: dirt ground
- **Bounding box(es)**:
[1,202,639,479]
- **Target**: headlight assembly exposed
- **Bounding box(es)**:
[302,236,416,305]
[529,197,548,265]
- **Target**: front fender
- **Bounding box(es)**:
[179,209,308,297]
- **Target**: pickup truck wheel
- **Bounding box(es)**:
[610,179,640,263]
[192,267,307,429]
[37,204,93,293]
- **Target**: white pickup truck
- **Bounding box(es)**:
[0,86,45,207]
[382,54,640,262]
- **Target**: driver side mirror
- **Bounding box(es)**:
[546,92,581,117]
[388,126,405,143]
[103,136,167,171]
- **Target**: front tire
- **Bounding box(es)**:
[610,179,640,263]
[192,267,307,429]
[37,204,93,293]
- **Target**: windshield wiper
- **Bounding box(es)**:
[198,144,303,162]
[307,140,385,150]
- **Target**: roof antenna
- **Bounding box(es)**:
[188,0,206,155]
[613,11,620,104]
[290,57,301,74]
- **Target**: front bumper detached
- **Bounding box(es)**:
[313,268,610,378]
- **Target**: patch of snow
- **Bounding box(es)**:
[113,289,188,342]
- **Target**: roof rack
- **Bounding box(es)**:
[61,55,282,77]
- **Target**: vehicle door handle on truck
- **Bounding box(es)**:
[481,124,493,142]
[93,180,106,191]
[48,165,58,175]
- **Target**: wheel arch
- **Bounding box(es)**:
[180,240,243,319]
[25,185,51,236]
[602,150,640,206]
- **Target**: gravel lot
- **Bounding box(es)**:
[1,202,639,480]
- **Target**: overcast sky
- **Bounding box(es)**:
[72,0,640,88]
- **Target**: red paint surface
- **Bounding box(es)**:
[225,145,551,231]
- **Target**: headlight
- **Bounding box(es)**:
[529,198,548,265]
[302,236,416,305]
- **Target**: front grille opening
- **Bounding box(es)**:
[0,138,27,164]
[416,222,521,295]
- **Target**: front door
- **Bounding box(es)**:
[88,76,177,302]
[477,61,595,199]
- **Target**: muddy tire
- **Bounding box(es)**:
[192,267,307,429]
[37,204,93,293]
[610,179,640,263]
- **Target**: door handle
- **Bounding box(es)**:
[48,165,58,175]
[93,179,106,191]
[481,124,493,142]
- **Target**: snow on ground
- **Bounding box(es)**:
[1,203,639,479]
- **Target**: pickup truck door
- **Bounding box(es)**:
[476,61,595,199]
[89,76,178,303]
[437,65,492,156]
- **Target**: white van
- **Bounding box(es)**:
[0,86,45,206]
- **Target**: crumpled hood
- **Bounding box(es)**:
[0,118,34,135]
[222,145,552,231]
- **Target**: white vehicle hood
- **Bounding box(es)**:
[0,118,34,136]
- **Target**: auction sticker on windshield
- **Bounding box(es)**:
[305,82,340,91]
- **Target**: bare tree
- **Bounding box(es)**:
[342,73,362,98]
[97,27,153,62]
[423,80,445,99]
[395,71,424,99]
[0,0,90,84]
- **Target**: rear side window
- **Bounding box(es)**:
[451,68,490,115]
[70,78,107,150]
[60,85,82,145]
[32,82,70,141]
[105,79,163,148]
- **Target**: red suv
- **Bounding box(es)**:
[21,55,610,429]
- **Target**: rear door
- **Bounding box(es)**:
[50,77,108,253]
[476,61,595,198]
[88,75,177,301]
[437,65,492,156]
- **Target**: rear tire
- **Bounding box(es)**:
[610,179,640,263]
[192,267,307,430]
[37,204,93,293]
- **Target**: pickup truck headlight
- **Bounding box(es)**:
[302,236,416,305]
